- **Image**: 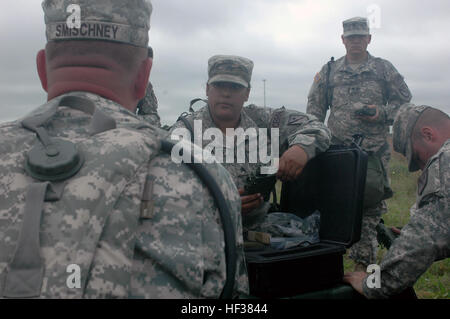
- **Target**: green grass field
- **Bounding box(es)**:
[273,145,449,298]
[343,149,449,299]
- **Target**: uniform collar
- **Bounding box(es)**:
[337,52,374,73]
[422,138,450,172]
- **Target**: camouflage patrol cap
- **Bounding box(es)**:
[42,0,152,48]
[208,55,254,88]
[343,17,370,37]
[393,104,430,172]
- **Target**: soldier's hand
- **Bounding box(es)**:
[343,271,366,296]
[239,188,263,215]
[391,226,402,235]
[277,145,308,182]
[357,104,380,122]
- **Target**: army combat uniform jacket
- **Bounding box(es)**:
[0,91,248,298]
[171,104,331,228]
[363,139,450,298]
[137,82,161,127]
[307,53,412,154]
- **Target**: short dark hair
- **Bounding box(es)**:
[412,108,450,141]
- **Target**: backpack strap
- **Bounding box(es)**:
[176,98,207,144]
[177,112,195,144]
[2,180,67,298]
[21,96,117,182]
[2,183,48,298]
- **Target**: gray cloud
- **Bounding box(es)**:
[1,0,449,126]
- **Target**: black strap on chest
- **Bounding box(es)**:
[177,112,195,143]
[2,183,48,298]
[325,56,335,109]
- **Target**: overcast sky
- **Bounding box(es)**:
[1,0,449,125]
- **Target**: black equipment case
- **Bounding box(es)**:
[245,143,368,298]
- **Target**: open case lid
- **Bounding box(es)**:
[280,144,368,248]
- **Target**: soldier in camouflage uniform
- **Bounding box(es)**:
[0,0,247,299]
[344,104,450,298]
[137,46,161,127]
[171,55,331,234]
[307,17,412,270]
[137,82,161,127]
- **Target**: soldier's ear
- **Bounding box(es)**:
[36,50,48,92]
[421,126,435,143]
[367,35,372,44]
[134,57,152,100]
